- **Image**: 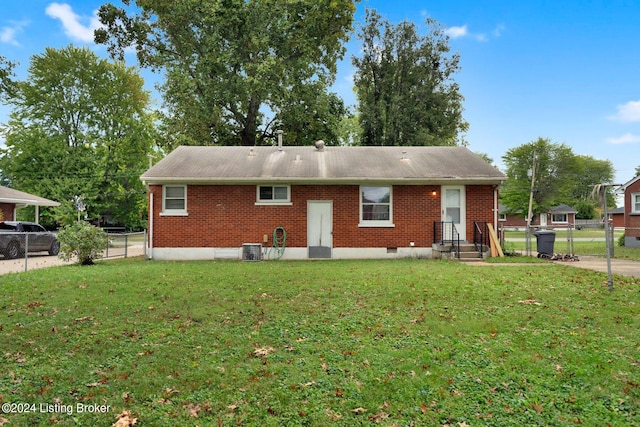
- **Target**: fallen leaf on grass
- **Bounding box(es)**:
[0,416,9,426]
[369,412,390,423]
[112,409,137,427]
[518,300,541,305]
[351,407,367,414]
[253,346,274,357]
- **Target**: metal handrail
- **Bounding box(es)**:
[473,221,489,258]
[433,221,460,259]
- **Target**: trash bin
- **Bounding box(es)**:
[534,230,556,258]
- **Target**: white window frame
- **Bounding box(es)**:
[633,193,640,213]
[551,213,568,223]
[498,213,507,221]
[256,185,292,205]
[161,185,188,216]
[359,185,394,227]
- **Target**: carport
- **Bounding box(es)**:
[0,186,60,223]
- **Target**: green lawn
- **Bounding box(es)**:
[1,258,639,426]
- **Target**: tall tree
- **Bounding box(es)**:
[501,138,616,218]
[352,9,468,146]
[0,46,156,228]
[500,138,579,217]
[0,55,17,103]
[95,0,357,148]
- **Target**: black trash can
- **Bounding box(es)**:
[534,230,556,258]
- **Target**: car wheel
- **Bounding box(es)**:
[49,241,61,256]
[5,241,21,259]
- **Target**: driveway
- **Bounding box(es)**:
[555,255,640,278]
[0,246,145,275]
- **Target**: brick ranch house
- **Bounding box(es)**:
[141,145,506,260]
[498,203,577,230]
[0,186,60,223]
[621,175,640,247]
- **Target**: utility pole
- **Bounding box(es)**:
[526,152,537,257]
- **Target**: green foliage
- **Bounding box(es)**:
[618,233,625,247]
[56,221,108,265]
[0,259,638,425]
[0,55,17,103]
[95,0,357,148]
[500,138,615,217]
[352,9,467,146]
[574,198,597,219]
[0,46,155,228]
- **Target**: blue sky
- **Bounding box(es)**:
[2,0,640,188]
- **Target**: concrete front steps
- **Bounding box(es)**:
[432,243,489,261]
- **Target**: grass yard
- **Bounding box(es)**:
[1,258,639,426]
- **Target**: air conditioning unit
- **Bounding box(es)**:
[242,244,262,261]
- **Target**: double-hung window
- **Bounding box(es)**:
[633,193,640,213]
[162,185,187,215]
[256,185,291,205]
[360,186,393,227]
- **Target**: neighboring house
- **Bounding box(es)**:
[141,145,505,260]
[498,203,577,230]
[0,186,60,223]
[621,175,640,247]
[607,206,625,230]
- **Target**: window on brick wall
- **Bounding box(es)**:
[633,193,640,213]
[359,186,394,227]
[162,185,187,216]
[552,213,567,223]
[256,185,291,205]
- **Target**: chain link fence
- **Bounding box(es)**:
[0,231,147,274]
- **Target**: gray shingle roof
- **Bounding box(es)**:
[141,145,505,185]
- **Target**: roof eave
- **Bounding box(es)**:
[141,176,506,186]
[0,197,60,207]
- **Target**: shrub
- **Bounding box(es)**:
[57,221,108,265]
[618,233,625,247]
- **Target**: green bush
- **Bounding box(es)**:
[57,221,108,265]
[618,233,625,247]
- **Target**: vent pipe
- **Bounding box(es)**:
[276,130,284,151]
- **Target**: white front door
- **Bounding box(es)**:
[308,201,332,258]
[442,186,466,241]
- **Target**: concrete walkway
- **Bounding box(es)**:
[554,255,640,278]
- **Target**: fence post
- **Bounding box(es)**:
[24,233,29,273]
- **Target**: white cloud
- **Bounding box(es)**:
[1,21,28,45]
[606,133,640,144]
[446,24,505,42]
[45,2,103,43]
[445,25,468,39]
[608,100,640,122]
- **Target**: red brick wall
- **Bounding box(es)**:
[0,203,13,221]
[149,184,494,248]
[625,179,640,238]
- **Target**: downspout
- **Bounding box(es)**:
[148,187,153,259]
[493,186,499,232]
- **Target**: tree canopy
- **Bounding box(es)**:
[0,46,156,228]
[0,55,17,103]
[500,137,615,219]
[352,9,467,146]
[95,0,357,149]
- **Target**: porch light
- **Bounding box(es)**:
[431,190,437,196]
